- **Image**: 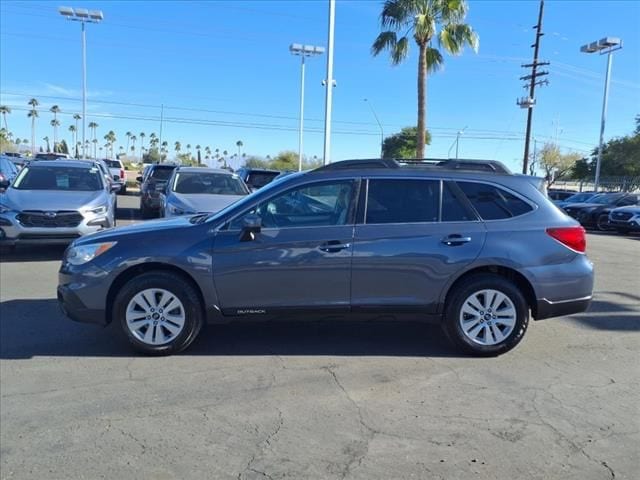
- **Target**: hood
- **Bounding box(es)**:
[611,205,640,214]
[171,193,245,213]
[74,215,196,245]
[563,202,607,210]
[4,188,106,211]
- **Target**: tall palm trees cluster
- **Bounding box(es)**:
[1,98,249,166]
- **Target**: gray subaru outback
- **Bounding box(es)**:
[58,159,593,356]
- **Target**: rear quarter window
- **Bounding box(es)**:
[456,181,533,220]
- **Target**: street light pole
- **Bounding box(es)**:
[290,44,324,172]
[81,21,87,158]
[322,0,336,165]
[580,37,622,192]
[364,99,383,158]
[59,7,103,160]
[595,51,613,192]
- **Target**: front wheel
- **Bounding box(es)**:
[443,274,529,356]
[113,272,204,355]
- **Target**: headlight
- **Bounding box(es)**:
[66,242,117,266]
[83,205,109,215]
[167,203,193,216]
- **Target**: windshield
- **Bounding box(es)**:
[150,167,175,181]
[12,166,103,191]
[592,194,621,205]
[104,160,121,168]
[173,172,248,195]
[203,171,305,223]
[247,171,280,189]
[565,192,595,203]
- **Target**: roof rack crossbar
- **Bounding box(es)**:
[313,158,511,174]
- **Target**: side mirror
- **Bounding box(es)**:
[0,178,9,190]
[240,214,261,242]
[136,175,143,183]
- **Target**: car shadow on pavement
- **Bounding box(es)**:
[0,245,67,263]
[0,299,460,359]
[566,299,640,332]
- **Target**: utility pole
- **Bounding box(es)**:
[158,103,164,161]
[517,0,549,175]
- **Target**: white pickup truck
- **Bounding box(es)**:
[103,159,127,194]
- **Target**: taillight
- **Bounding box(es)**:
[546,226,586,253]
[120,169,125,180]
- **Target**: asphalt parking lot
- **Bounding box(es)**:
[1,194,638,480]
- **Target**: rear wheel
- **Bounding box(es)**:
[597,214,613,231]
[443,274,529,356]
[114,272,204,355]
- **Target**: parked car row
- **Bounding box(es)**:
[137,164,277,218]
[560,192,639,233]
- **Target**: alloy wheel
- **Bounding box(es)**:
[458,289,516,346]
[125,288,186,346]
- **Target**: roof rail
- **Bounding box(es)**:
[313,159,399,171]
[313,158,511,174]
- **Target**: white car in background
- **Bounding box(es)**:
[161,167,250,217]
[103,159,127,194]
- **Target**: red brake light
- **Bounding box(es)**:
[120,169,125,179]
[546,226,586,253]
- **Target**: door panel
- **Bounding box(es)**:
[351,222,486,312]
[213,226,354,314]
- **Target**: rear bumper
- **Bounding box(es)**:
[535,295,592,320]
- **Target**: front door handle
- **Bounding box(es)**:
[318,240,351,253]
[442,234,472,246]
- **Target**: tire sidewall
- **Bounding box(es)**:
[445,275,529,356]
[115,273,203,355]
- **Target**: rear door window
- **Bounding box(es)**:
[456,181,533,220]
[365,179,439,224]
[442,182,478,222]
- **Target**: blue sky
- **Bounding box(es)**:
[1,0,639,172]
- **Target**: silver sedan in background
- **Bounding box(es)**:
[161,167,249,217]
[0,160,119,247]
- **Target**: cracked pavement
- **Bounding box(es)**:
[1,200,638,479]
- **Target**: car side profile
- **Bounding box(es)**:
[58,159,594,356]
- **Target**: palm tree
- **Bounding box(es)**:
[68,125,77,156]
[139,132,146,155]
[236,140,243,158]
[372,0,478,157]
[50,119,60,151]
[125,131,132,152]
[0,105,11,131]
[205,146,211,159]
[88,122,98,158]
[50,105,61,146]
[28,98,39,154]
[92,138,98,157]
[195,144,201,164]
[130,135,136,157]
[186,144,192,158]
[43,136,51,152]
[161,141,168,154]
[104,131,116,158]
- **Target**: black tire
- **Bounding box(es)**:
[443,274,529,357]
[596,214,613,232]
[140,203,153,219]
[113,272,204,355]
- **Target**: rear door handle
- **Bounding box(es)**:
[442,234,472,246]
[318,240,351,253]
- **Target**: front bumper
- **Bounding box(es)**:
[607,218,640,231]
[0,212,112,245]
[58,263,111,325]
